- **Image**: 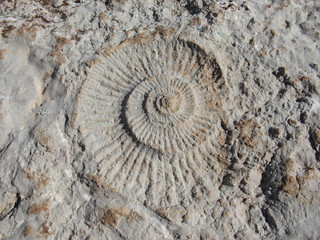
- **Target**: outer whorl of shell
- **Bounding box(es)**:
[76,40,228,206]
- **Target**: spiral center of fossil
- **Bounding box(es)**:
[161,95,176,110]
[124,75,201,151]
[155,94,180,114]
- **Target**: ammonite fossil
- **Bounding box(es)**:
[75,39,229,206]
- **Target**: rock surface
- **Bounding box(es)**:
[0,0,319,239]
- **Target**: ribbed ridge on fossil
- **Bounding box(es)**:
[76,39,228,206]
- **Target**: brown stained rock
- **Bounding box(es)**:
[283,175,300,196]
[155,208,170,221]
[297,168,320,189]
[191,128,207,144]
[1,25,15,38]
[200,233,215,240]
[222,209,232,219]
[32,126,58,153]
[38,221,52,238]
[40,0,54,7]
[24,169,35,180]
[123,209,144,224]
[23,169,50,190]
[217,129,228,146]
[182,207,191,221]
[100,207,143,227]
[101,180,117,192]
[270,29,277,38]
[42,69,54,87]
[156,206,187,223]
[101,208,119,227]
[259,50,267,57]
[285,158,296,173]
[50,36,72,64]
[17,26,39,41]
[236,118,262,148]
[0,49,7,60]
[35,174,51,190]
[288,118,298,126]
[115,32,157,50]
[56,36,72,48]
[28,199,51,215]
[24,225,33,237]
[87,58,102,68]
[189,16,202,26]
[87,174,102,185]
[40,136,55,152]
[99,12,109,24]
[295,168,320,206]
[155,25,176,40]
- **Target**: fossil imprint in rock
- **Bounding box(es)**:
[76,40,229,205]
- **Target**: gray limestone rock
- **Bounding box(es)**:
[0,0,319,239]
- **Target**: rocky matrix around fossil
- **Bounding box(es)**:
[0,0,320,240]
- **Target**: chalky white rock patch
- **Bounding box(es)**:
[76,40,228,205]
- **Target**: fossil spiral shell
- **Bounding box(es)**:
[76,39,228,206]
